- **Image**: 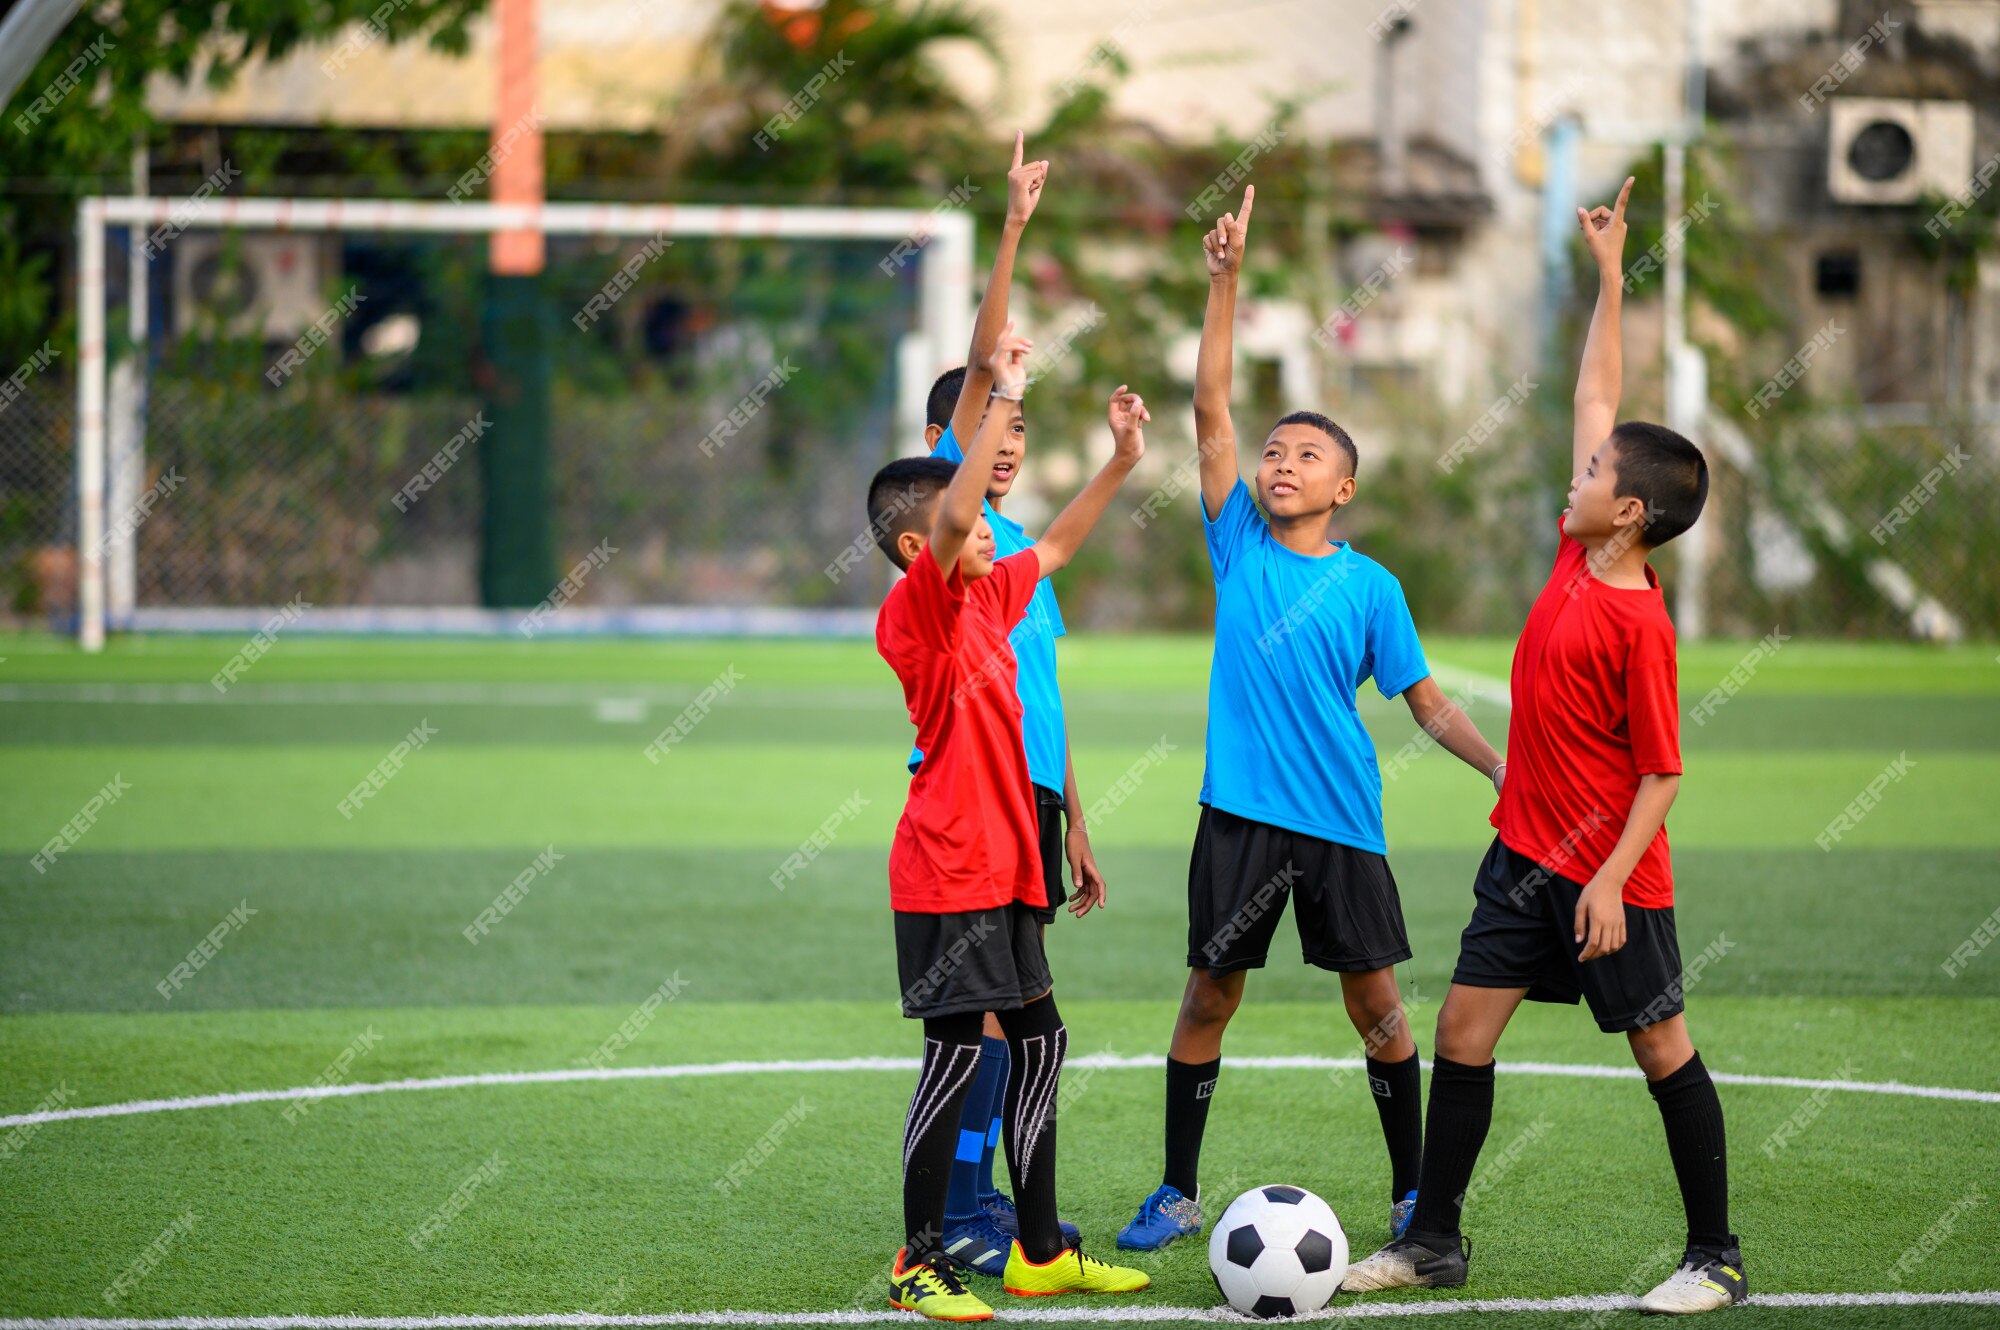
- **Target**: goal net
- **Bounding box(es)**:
[57,195,973,650]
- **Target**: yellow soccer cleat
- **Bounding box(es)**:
[1002,1239,1151,1297]
[888,1247,994,1322]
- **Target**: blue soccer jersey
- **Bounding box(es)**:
[1199,478,1429,854]
[906,424,1069,794]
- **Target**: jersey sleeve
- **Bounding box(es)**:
[1626,618,1683,776]
[984,549,1044,627]
[899,545,967,652]
[1367,575,1432,700]
[1046,590,1067,638]
[1202,478,1263,580]
[931,423,964,464]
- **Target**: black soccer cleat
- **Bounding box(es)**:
[1338,1234,1471,1292]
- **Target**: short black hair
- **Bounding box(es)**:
[866,457,958,569]
[1273,410,1359,477]
[926,368,967,431]
[1608,421,1708,547]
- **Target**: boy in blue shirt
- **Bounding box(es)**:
[913,135,1099,1277]
[1117,186,1506,1252]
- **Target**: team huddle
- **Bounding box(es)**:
[865,136,1741,1321]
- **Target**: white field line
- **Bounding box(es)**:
[6,1292,2000,1326]
[0,683,1206,715]
[4,1053,1995,1132]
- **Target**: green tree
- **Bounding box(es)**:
[0,0,488,363]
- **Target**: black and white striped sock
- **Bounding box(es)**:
[902,1014,984,1261]
[997,995,1069,1263]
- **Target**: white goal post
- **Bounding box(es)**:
[73,194,976,651]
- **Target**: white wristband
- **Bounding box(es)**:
[990,384,1025,402]
[1491,761,1507,795]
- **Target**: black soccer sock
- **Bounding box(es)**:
[1404,1055,1495,1243]
[903,1013,985,1262]
[1647,1050,1735,1256]
[1367,1050,1424,1202]
[1162,1055,1221,1198]
[995,995,1069,1263]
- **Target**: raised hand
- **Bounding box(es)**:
[1202,184,1254,279]
[988,321,1032,399]
[1578,175,1634,273]
[1107,385,1150,460]
[1007,131,1050,228]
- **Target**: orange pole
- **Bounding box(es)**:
[490,0,544,274]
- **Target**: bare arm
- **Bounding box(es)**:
[929,326,1031,571]
[1062,744,1107,915]
[947,133,1047,447]
[1402,676,1504,783]
[1575,772,1678,961]
[1195,186,1253,520]
[1031,386,1148,576]
[1572,176,1634,475]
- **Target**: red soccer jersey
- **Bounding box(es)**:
[1492,521,1683,908]
[877,546,1046,913]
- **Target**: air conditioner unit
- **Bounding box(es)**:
[1827,98,1974,205]
[172,232,332,339]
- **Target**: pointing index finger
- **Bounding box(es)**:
[1612,175,1634,222]
[1012,131,1025,170]
[1237,184,1255,229]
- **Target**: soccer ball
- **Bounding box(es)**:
[1207,1184,1347,1319]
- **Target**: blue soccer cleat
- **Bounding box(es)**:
[1115,1183,1202,1251]
[1391,1190,1418,1239]
[939,1211,1013,1278]
[982,1191,1080,1246]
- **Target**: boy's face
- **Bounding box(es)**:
[896,504,997,580]
[978,402,1028,501]
[1564,435,1646,544]
[959,513,998,579]
[1256,421,1355,521]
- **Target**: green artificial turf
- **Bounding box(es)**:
[2,632,1996,1326]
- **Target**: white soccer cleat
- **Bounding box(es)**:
[1337,1236,1468,1292]
[1638,1248,1747,1315]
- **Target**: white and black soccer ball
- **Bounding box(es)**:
[1207,1184,1347,1319]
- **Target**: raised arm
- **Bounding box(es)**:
[1031,386,1148,576]
[946,133,1048,447]
[930,325,1032,571]
[1573,176,1634,475]
[1195,185,1253,520]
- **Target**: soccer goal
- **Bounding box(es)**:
[69,194,975,651]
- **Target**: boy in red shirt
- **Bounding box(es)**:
[873,325,1151,1320]
[1344,180,1744,1315]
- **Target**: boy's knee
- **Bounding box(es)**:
[1626,1020,1693,1079]
[1432,1004,1492,1065]
[1182,974,1242,1026]
[1344,986,1403,1037]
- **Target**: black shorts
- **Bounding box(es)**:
[1186,805,1412,977]
[1034,783,1067,921]
[1453,836,1686,1033]
[894,901,1053,1020]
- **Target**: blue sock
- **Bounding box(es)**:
[945,1036,1009,1222]
[975,1036,1009,1205]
